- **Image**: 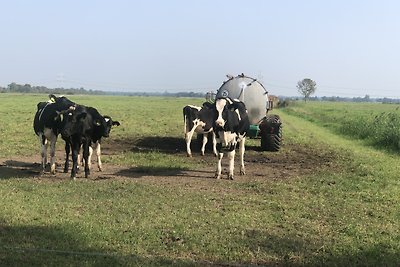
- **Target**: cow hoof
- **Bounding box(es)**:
[240,170,245,175]
[228,174,234,180]
[215,173,221,179]
[187,153,192,157]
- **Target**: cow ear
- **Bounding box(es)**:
[103,116,111,123]
[49,94,57,103]
[55,110,66,121]
[112,121,120,126]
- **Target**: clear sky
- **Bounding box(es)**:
[1,0,399,97]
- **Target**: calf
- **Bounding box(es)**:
[213,97,250,180]
[60,105,118,179]
[183,102,217,157]
[78,115,120,172]
[33,94,75,174]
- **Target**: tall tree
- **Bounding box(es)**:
[297,78,317,101]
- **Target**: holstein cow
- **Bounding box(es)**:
[33,94,76,174]
[60,105,118,179]
[183,102,217,157]
[78,114,120,172]
[213,97,250,180]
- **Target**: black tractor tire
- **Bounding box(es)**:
[259,114,282,152]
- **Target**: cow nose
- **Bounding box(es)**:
[216,119,224,128]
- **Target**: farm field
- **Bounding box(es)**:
[0,94,399,266]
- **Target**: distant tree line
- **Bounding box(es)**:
[305,95,400,104]
[0,82,106,95]
[0,83,207,98]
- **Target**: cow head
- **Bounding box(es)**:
[59,106,87,139]
[94,115,120,137]
[213,98,249,148]
[214,98,240,131]
[49,94,76,111]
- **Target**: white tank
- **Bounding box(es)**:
[216,74,269,125]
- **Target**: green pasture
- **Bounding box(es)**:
[284,101,400,152]
[0,94,399,266]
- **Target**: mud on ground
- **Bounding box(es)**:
[0,137,339,185]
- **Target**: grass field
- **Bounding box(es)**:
[283,101,400,152]
[0,94,399,266]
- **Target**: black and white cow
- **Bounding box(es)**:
[60,105,119,179]
[183,102,217,157]
[33,94,76,174]
[213,97,250,180]
[78,114,120,172]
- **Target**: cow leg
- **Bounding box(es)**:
[95,142,102,171]
[70,143,80,179]
[39,134,47,173]
[185,122,199,157]
[239,138,246,175]
[78,145,83,171]
[49,134,57,175]
[227,149,236,180]
[215,146,223,179]
[64,141,70,173]
[185,130,195,157]
[200,134,208,156]
[212,132,218,157]
[88,145,93,171]
[82,142,90,178]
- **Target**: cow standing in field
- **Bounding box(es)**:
[183,102,217,157]
[60,105,119,179]
[213,97,250,180]
[33,94,76,174]
[78,115,120,172]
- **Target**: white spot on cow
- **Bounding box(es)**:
[215,98,227,127]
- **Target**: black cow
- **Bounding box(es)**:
[33,94,75,174]
[183,102,217,157]
[78,115,120,172]
[213,97,250,180]
[60,105,119,179]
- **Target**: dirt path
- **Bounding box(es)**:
[0,138,339,184]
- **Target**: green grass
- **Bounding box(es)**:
[283,101,400,152]
[1,94,400,266]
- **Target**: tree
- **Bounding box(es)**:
[297,78,317,101]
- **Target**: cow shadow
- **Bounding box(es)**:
[114,166,187,178]
[113,166,215,179]
[131,136,186,154]
[0,160,40,179]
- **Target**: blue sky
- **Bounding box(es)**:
[1,0,400,97]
